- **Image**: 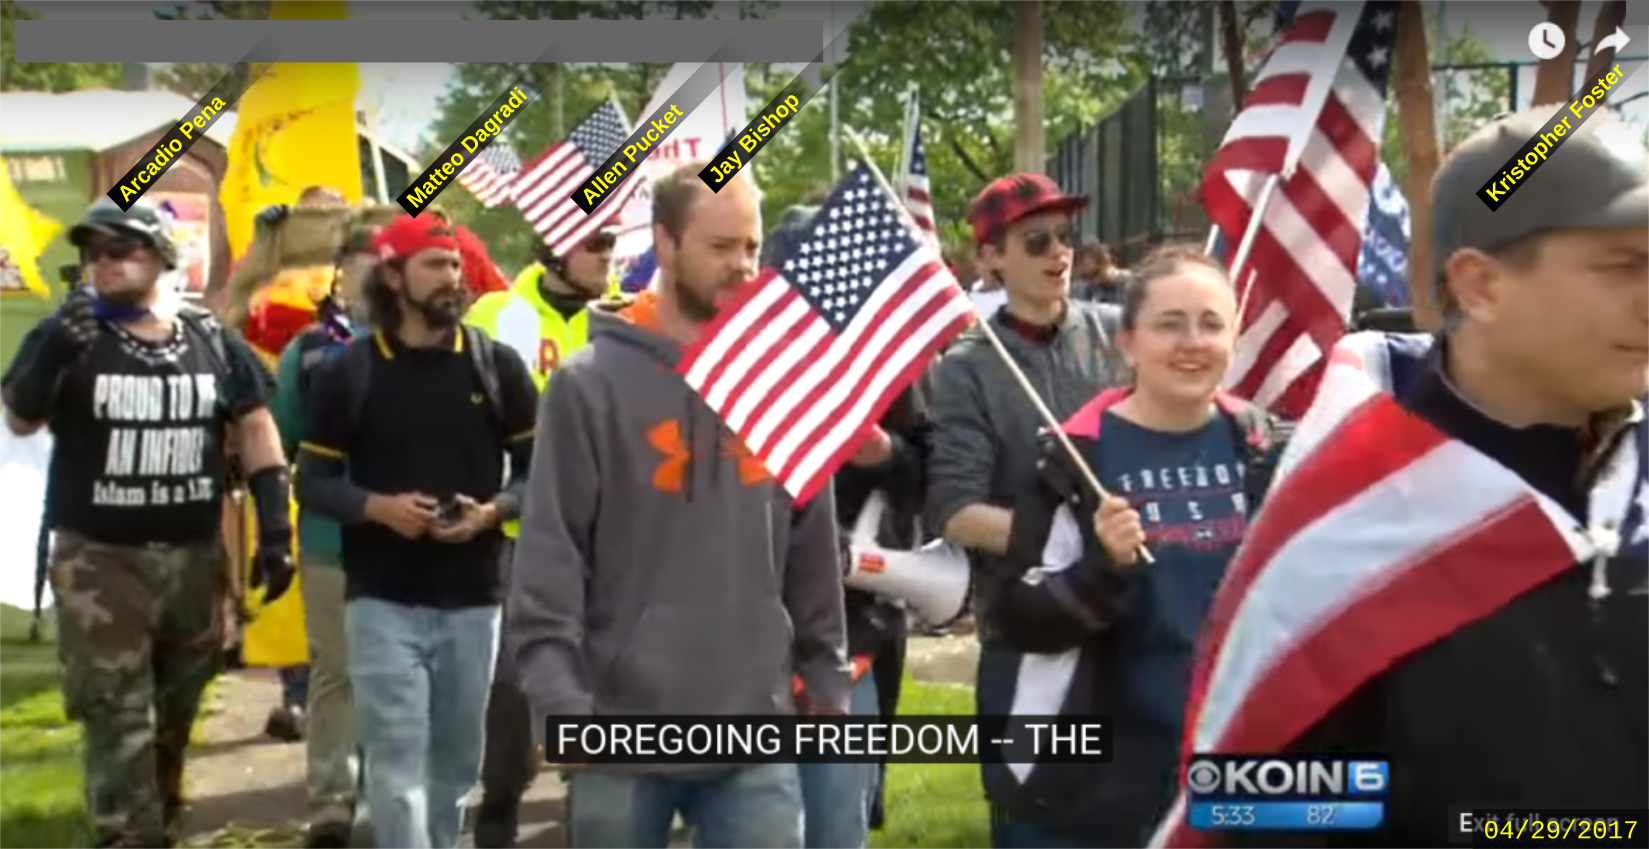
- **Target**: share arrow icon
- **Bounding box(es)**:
[1595,26,1632,58]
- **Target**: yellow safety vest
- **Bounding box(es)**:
[463,264,596,537]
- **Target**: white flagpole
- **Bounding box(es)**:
[844,124,1154,565]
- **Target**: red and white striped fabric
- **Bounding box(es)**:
[1148,331,1635,848]
[901,124,938,247]
[458,144,521,209]
[678,164,972,505]
[1209,0,1397,419]
[511,100,635,259]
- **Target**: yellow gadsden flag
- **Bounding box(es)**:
[220,0,362,261]
[0,152,62,298]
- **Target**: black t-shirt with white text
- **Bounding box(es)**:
[23,314,274,546]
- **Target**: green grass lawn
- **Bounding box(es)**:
[873,680,991,849]
[0,603,93,848]
[1,597,989,849]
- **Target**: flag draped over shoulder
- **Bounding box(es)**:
[677,164,973,504]
[220,0,362,261]
[0,151,61,298]
[1148,331,1642,848]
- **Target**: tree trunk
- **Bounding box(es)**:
[1532,1,1582,104]
[1585,0,1628,83]
[1218,0,1247,105]
[1012,0,1045,174]
[1393,2,1442,331]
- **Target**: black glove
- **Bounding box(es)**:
[6,291,101,421]
[250,543,296,606]
[246,466,296,605]
[255,204,292,231]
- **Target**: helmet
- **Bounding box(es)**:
[69,198,178,269]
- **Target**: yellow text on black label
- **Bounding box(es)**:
[700,94,800,191]
[401,85,532,216]
[1477,63,1631,211]
[571,104,685,214]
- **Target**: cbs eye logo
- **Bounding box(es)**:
[1186,759,1222,794]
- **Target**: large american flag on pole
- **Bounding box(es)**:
[511,100,634,259]
[1149,332,1646,848]
[458,144,522,209]
[677,164,974,504]
[1208,0,1398,419]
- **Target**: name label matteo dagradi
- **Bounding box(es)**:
[700,93,801,191]
[1477,62,1633,211]
[108,96,230,209]
[401,84,532,216]
[571,104,685,215]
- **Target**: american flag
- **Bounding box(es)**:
[901,125,938,246]
[677,164,974,504]
[511,100,634,259]
[458,144,522,209]
[1355,161,1411,307]
[1149,331,1645,848]
[1208,0,1398,419]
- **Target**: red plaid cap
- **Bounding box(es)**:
[967,173,1087,246]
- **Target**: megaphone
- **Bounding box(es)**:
[845,491,971,627]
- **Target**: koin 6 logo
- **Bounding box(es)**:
[1186,758,1388,796]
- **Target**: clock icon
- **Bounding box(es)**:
[1529,22,1566,60]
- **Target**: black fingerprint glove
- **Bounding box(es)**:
[246,466,296,605]
[255,204,292,231]
[6,291,100,421]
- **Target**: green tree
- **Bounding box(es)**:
[150,1,271,104]
[0,1,122,91]
[1382,17,1509,185]
[430,0,755,271]
[751,0,1145,254]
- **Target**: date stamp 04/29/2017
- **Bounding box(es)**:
[1454,810,1649,847]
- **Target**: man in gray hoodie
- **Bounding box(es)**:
[508,162,851,849]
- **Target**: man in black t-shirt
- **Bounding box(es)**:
[2,198,295,849]
[294,214,537,849]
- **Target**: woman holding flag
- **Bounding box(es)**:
[992,246,1289,847]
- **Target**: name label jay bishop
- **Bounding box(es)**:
[1476,61,1636,210]
[401,83,536,216]
[544,716,1112,765]
[701,90,807,191]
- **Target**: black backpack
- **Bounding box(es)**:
[318,325,507,446]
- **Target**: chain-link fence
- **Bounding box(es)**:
[1046,75,1235,266]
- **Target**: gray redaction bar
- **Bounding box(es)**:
[15,19,822,63]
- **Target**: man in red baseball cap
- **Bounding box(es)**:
[293,213,540,849]
[926,173,1132,848]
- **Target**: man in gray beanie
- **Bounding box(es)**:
[1199,103,1647,847]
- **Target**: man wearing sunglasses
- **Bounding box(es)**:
[460,227,617,849]
[3,197,295,848]
[926,173,1130,849]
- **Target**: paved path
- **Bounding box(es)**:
[178,636,981,848]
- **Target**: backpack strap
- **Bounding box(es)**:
[176,307,230,380]
[464,325,506,435]
[1225,404,1294,514]
[324,336,376,450]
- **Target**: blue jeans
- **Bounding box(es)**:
[568,761,803,849]
[799,675,881,849]
[346,598,501,849]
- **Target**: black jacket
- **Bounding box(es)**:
[1228,345,1648,848]
[834,381,933,661]
[988,392,1291,845]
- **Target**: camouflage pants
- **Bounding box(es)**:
[50,530,227,849]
